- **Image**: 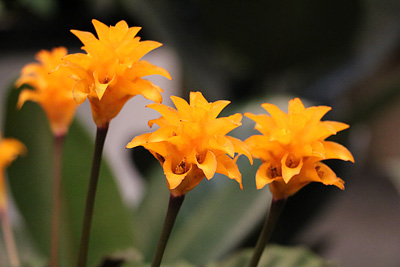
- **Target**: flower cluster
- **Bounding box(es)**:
[0,135,26,213]
[127,91,252,196]
[63,19,171,127]
[16,47,77,136]
[245,98,354,199]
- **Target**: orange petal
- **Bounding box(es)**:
[171,95,191,118]
[215,154,242,189]
[226,136,253,164]
[196,150,217,180]
[190,91,208,106]
[163,157,188,189]
[128,61,171,80]
[255,162,274,189]
[323,141,354,162]
[314,162,345,190]
[92,19,110,41]
[288,98,305,114]
[261,103,288,128]
[126,133,152,148]
[147,103,180,125]
[130,40,163,62]
[72,80,89,104]
[281,153,303,183]
[209,100,230,119]
[17,89,40,109]
[245,113,276,136]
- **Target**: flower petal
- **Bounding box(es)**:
[216,154,242,189]
[261,103,288,128]
[196,150,217,180]
[17,89,40,109]
[281,153,303,183]
[125,133,152,148]
[127,61,171,80]
[255,162,274,190]
[163,157,188,190]
[323,141,354,162]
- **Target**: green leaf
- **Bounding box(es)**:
[208,245,334,267]
[3,85,134,266]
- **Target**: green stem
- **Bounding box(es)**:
[1,209,20,267]
[151,194,185,267]
[248,197,286,267]
[77,126,108,267]
[50,134,65,267]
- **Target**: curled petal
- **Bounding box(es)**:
[72,80,89,105]
[196,150,217,180]
[163,157,189,189]
[255,162,275,190]
[281,153,303,183]
[314,162,345,190]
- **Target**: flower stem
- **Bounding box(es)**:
[248,197,286,267]
[49,134,65,267]
[1,209,20,267]
[77,126,108,267]
[151,194,185,267]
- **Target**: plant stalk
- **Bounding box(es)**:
[151,194,185,267]
[1,209,20,267]
[49,134,65,267]
[77,126,108,267]
[248,197,286,267]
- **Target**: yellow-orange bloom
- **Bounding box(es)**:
[245,98,354,199]
[126,92,252,196]
[63,19,171,127]
[16,47,77,136]
[0,135,26,213]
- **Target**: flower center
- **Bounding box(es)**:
[268,164,282,178]
[285,154,300,168]
[315,165,324,178]
[175,158,189,174]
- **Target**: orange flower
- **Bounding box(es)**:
[16,47,77,136]
[63,19,171,127]
[126,92,252,196]
[245,98,354,199]
[0,135,26,213]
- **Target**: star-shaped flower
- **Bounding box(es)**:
[63,19,171,127]
[245,98,354,199]
[127,92,252,196]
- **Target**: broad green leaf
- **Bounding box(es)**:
[208,245,333,267]
[4,85,134,266]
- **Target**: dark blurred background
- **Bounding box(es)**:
[1,0,400,266]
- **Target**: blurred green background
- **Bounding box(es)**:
[1,0,400,266]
